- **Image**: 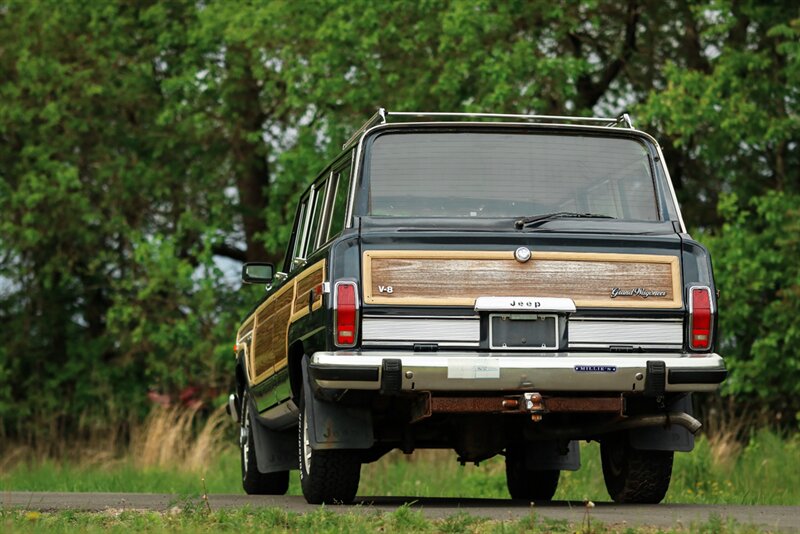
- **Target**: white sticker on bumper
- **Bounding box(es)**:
[447,358,501,379]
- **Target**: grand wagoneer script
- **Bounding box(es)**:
[227,110,726,504]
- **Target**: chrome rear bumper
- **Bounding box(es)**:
[309,351,726,393]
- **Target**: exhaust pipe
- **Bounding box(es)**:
[529,411,702,440]
[227,393,239,423]
[614,411,702,434]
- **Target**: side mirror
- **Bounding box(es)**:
[242,262,274,284]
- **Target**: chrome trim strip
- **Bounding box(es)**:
[314,173,333,251]
[475,296,576,313]
[569,343,682,350]
[362,341,481,348]
[568,320,683,346]
[345,132,364,228]
[362,317,480,342]
[569,317,682,322]
[655,142,687,233]
[298,183,315,259]
[362,314,477,320]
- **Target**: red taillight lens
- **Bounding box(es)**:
[335,282,358,346]
[689,286,713,350]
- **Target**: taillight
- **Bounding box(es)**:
[334,281,358,347]
[689,286,713,351]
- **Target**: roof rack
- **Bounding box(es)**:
[343,108,635,149]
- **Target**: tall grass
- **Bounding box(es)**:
[1,405,798,505]
[0,405,237,494]
[130,405,229,472]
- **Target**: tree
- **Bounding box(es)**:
[1,0,798,442]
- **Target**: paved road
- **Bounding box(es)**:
[2,492,798,530]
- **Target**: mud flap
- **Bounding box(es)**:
[629,394,695,452]
[302,358,374,450]
[247,398,297,474]
[523,440,581,471]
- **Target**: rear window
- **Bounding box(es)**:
[367,132,658,220]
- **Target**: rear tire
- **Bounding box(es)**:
[505,445,560,501]
[298,388,361,504]
[240,392,290,495]
[600,431,673,503]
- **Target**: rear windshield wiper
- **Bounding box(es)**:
[514,212,616,229]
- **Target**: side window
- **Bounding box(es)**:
[289,194,310,271]
[326,159,352,240]
[304,179,328,256]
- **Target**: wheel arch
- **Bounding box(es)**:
[235,353,248,403]
[288,340,305,401]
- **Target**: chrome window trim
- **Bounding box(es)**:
[655,142,687,233]
[313,175,332,251]
[324,157,353,242]
[307,179,330,254]
[293,186,314,267]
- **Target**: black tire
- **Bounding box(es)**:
[600,431,673,503]
[239,392,290,495]
[505,445,560,501]
[298,388,361,504]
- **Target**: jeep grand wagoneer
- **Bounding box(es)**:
[228,109,726,504]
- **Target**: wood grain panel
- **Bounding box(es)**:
[292,261,325,317]
[244,259,326,385]
[237,318,254,343]
[251,283,295,382]
[364,250,681,308]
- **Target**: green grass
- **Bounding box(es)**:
[0,506,769,534]
[2,431,798,505]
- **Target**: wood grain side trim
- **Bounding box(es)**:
[289,260,326,323]
[250,282,295,384]
[363,250,682,309]
[245,259,327,385]
[236,318,254,343]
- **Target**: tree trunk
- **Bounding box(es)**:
[225,45,272,264]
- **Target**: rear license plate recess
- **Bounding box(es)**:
[489,314,558,350]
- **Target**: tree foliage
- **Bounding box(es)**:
[0,0,798,441]
[702,192,800,417]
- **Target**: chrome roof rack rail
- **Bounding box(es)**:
[344,108,635,148]
[342,108,387,149]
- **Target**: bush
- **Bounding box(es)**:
[701,191,800,423]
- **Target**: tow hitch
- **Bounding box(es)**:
[524,392,545,422]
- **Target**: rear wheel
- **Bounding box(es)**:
[240,392,290,495]
[298,388,361,504]
[600,431,673,503]
[505,445,560,501]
